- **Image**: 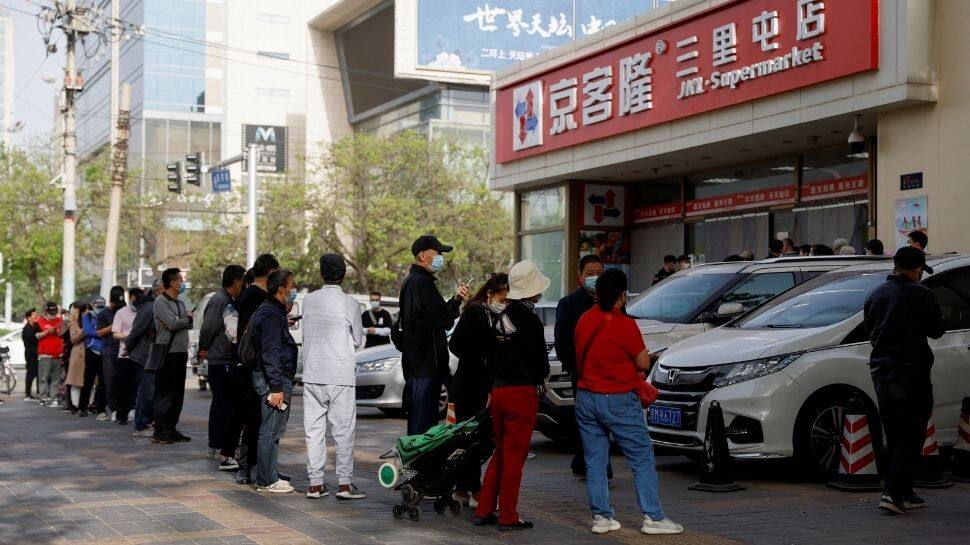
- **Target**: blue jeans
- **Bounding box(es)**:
[575,389,665,521]
[252,370,292,487]
[134,361,155,430]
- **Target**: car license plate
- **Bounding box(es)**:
[648,405,682,428]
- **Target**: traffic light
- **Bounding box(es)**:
[185,153,202,186]
[166,161,182,193]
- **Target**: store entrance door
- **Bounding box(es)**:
[703,213,770,261]
[792,201,869,252]
[631,223,684,292]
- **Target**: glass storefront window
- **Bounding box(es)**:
[688,157,796,200]
[802,148,868,183]
[520,231,565,302]
[519,187,565,231]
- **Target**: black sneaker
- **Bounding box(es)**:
[151,433,175,445]
[499,520,534,531]
[472,514,498,526]
[219,457,240,471]
[172,431,192,442]
[116,417,128,425]
[878,494,907,515]
[235,469,252,485]
[78,409,88,417]
[904,494,927,510]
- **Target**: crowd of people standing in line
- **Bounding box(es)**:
[15,234,684,536]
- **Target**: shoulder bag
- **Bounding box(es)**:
[577,313,658,408]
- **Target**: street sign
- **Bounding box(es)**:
[211,169,232,193]
[242,124,287,173]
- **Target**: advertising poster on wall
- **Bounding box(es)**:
[579,229,631,275]
[894,195,928,250]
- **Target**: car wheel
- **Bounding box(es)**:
[793,390,880,478]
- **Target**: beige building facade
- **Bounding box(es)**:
[490,0,969,297]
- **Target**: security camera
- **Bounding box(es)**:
[848,115,865,154]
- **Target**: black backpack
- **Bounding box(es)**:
[237,316,260,369]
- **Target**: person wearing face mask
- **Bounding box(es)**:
[98,286,126,422]
[110,288,144,425]
[64,302,88,414]
[198,265,246,467]
[448,272,510,508]
[864,247,945,514]
[361,291,393,348]
[80,298,107,418]
[36,301,65,406]
[250,270,300,493]
[472,260,550,531]
[398,235,469,436]
[554,254,605,480]
[151,268,194,444]
[574,269,683,536]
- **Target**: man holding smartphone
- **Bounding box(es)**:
[398,235,468,435]
[251,270,299,493]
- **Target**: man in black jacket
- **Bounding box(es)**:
[554,254,605,479]
[22,309,40,400]
[398,235,468,435]
[127,280,162,437]
[252,270,299,493]
[864,247,945,514]
[198,265,245,468]
[231,254,280,484]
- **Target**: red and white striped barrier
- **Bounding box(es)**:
[946,397,970,482]
[840,414,878,476]
[828,400,881,492]
[445,402,457,425]
[915,412,954,489]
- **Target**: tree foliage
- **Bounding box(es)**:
[308,132,513,295]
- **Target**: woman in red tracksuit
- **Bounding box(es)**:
[472,261,550,531]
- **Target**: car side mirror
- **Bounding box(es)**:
[716,302,745,318]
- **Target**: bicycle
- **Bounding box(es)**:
[0,346,16,395]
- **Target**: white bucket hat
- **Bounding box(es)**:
[506,260,551,300]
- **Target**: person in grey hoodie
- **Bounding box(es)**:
[151,268,193,444]
[197,265,246,468]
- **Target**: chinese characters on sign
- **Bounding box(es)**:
[634,203,681,223]
[685,187,797,216]
[242,125,288,173]
[800,175,869,202]
[495,0,878,163]
[419,1,648,72]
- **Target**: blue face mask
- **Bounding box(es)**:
[583,275,598,292]
[178,282,187,295]
[287,288,298,305]
[430,254,445,273]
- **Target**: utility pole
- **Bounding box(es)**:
[109,0,119,148]
[247,144,259,266]
[99,83,130,297]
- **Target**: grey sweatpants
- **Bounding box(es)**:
[38,356,62,400]
[303,383,357,486]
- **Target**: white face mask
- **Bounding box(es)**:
[488,300,508,313]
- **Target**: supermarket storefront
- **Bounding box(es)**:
[492,0,970,296]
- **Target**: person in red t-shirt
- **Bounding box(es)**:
[573,270,683,536]
[36,301,66,404]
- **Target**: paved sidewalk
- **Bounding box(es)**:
[2,378,969,545]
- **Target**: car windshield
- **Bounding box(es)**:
[737,272,886,329]
[626,273,737,323]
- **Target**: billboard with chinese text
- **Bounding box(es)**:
[494,0,879,163]
[417,0,652,72]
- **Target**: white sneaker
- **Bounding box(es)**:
[306,484,329,499]
[96,412,109,421]
[110,411,118,422]
[256,480,294,494]
[335,484,367,500]
[591,515,621,534]
[641,517,684,535]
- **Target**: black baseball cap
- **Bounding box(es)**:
[319,253,347,280]
[44,301,58,312]
[894,246,933,274]
[411,235,453,256]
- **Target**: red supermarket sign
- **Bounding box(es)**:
[800,175,869,202]
[634,203,681,223]
[686,186,796,216]
[496,0,879,164]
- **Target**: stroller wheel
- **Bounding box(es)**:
[392,505,405,519]
[449,499,463,516]
[407,506,420,521]
[400,484,417,503]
